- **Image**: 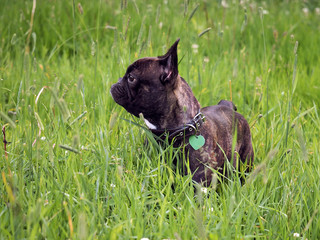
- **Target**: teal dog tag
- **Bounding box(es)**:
[189,135,205,150]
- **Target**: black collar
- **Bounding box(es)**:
[151,112,205,141]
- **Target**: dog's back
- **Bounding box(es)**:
[201,102,254,172]
[217,100,237,111]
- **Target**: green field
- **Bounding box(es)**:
[1,0,320,239]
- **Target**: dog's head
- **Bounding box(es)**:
[110,39,180,119]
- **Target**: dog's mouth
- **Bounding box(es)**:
[110,83,140,117]
[110,83,128,105]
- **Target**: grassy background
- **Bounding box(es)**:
[1,0,320,239]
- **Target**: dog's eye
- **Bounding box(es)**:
[128,74,136,84]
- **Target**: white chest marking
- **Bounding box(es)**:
[144,119,157,130]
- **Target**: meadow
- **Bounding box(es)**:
[1,0,320,239]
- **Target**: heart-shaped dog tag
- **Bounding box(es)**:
[189,135,205,150]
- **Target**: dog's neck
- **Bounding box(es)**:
[144,76,201,130]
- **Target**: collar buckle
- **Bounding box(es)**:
[152,111,205,141]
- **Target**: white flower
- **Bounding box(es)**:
[293,232,300,237]
[262,9,269,15]
[141,238,150,240]
[221,0,229,8]
[110,183,116,188]
[192,44,199,53]
[315,8,320,15]
[192,44,199,49]
[204,57,209,63]
[41,136,46,141]
[200,187,208,194]
[302,8,309,15]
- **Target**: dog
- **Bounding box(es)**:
[110,39,254,185]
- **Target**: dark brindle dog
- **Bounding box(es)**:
[110,39,254,185]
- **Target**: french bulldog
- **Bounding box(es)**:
[110,39,254,185]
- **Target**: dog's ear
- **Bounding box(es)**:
[158,38,180,84]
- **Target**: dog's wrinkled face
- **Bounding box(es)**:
[111,58,167,117]
[110,39,180,119]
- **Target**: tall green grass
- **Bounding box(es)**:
[1,0,320,239]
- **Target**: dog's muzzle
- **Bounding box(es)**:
[110,82,128,106]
